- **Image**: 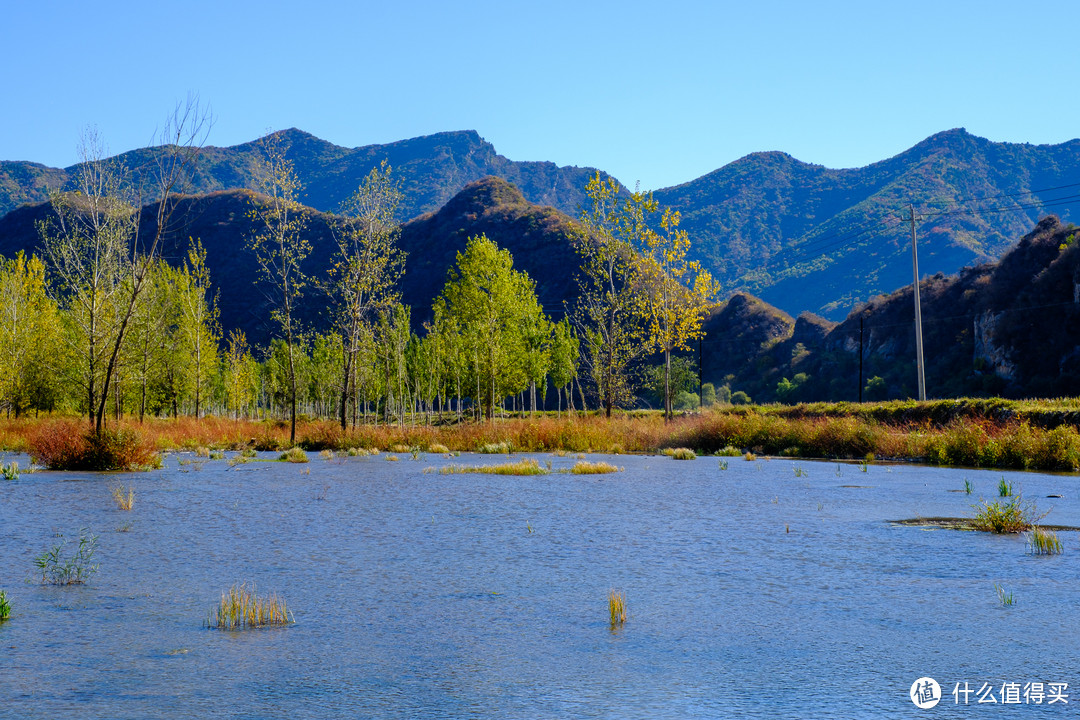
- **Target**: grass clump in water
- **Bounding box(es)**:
[34,529,98,585]
[969,496,1045,533]
[206,583,294,630]
[1,461,18,480]
[717,445,741,457]
[998,476,1013,497]
[994,583,1015,607]
[278,447,309,463]
[963,478,974,494]
[0,590,9,621]
[478,441,512,454]
[111,484,135,511]
[608,589,626,628]
[744,452,757,461]
[569,461,622,474]
[661,447,696,460]
[440,458,548,476]
[1027,526,1063,555]
[429,443,450,454]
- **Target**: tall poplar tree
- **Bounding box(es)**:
[247,132,310,444]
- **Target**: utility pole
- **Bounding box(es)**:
[858,316,864,403]
[905,204,927,401]
[698,336,703,400]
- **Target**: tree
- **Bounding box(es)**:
[628,195,718,421]
[701,382,717,408]
[178,241,220,418]
[645,355,698,410]
[548,318,579,417]
[572,172,648,417]
[329,161,405,429]
[224,329,258,420]
[0,252,62,416]
[126,259,181,421]
[247,132,310,444]
[433,235,547,422]
[38,101,210,435]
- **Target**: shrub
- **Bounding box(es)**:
[969,497,1045,533]
[278,447,309,463]
[29,423,159,471]
[673,392,700,411]
[34,529,98,585]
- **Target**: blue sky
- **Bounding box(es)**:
[4,0,1079,190]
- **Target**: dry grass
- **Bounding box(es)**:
[569,461,622,474]
[7,405,1080,471]
[206,583,293,630]
[661,447,696,460]
[440,458,548,476]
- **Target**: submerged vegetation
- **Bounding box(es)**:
[34,529,99,585]
[206,583,294,630]
[111,484,135,511]
[1027,526,1063,555]
[995,583,1015,607]
[608,589,626,628]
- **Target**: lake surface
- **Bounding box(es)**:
[1,450,1078,718]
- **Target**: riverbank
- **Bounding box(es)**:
[6,400,1080,472]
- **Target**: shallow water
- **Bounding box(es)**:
[1,452,1078,718]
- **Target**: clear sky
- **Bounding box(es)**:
[4,0,1079,191]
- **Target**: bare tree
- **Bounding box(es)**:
[39,99,211,434]
[246,132,310,444]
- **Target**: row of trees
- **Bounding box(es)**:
[4,117,719,433]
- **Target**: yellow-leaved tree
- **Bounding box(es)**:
[630,201,719,421]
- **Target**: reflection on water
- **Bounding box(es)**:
[1,452,1078,718]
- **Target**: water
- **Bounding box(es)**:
[1,452,1078,718]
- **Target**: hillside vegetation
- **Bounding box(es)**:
[5,128,1080,321]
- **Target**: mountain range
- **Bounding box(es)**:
[4,127,1079,323]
